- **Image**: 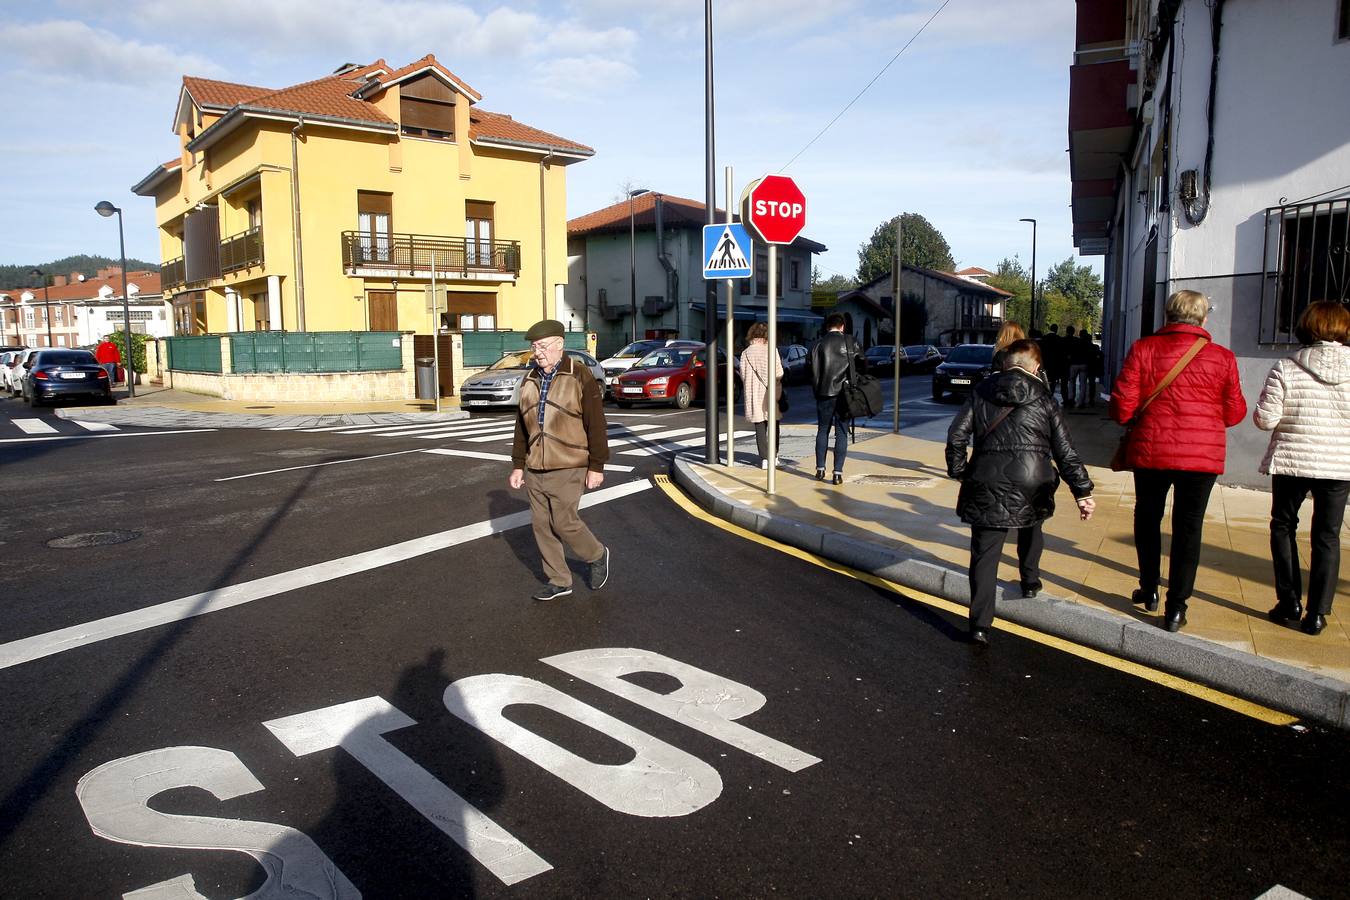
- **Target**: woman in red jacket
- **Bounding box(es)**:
[1110,290,1247,632]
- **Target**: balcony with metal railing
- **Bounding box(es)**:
[341,231,522,282]
[220,225,264,274]
[162,256,185,290]
[960,314,1003,331]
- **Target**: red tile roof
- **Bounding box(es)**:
[471,109,592,155]
[183,76,270,108]
[0,271,162,302]
[381,54,481,102]
[245,74,394,126]
[956,266,993,277]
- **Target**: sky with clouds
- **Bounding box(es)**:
[0,0,1096,281]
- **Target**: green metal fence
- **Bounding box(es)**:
[460,330,588,366]
[230,332,403,373]
[164,335,223,373]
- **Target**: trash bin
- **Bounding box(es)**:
[415,357,437,400]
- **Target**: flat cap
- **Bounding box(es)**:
[524,319,565,342]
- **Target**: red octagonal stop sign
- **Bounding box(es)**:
[747,175,807,245]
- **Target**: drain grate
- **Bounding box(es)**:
[850,474,936,487]
[47,530,142,549]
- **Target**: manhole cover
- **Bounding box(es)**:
[850,474,936,487]
[47,530,142,549]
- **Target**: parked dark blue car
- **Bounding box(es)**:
[22,349,113,407]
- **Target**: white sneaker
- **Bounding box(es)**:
[761,459,769,469]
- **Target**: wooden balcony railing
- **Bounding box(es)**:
[162,256,185,290]
[220,225,264,274]
[960,314,1003,330]
[341,231,522,277]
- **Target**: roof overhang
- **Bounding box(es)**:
[174,83,235,134]
[381,64,481,102]
[131,161,182,197]
[1067,0,1133,255]
[187,106,397,152]
[470,137,594,161]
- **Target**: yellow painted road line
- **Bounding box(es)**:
[652,475,1299,727]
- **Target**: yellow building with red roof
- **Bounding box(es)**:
[132,56,592,339]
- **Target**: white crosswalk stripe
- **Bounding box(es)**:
[619,430,754,456]
[71,420,119,432]
[12,419,58,435]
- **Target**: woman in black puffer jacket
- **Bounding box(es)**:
[946,339,1095,645]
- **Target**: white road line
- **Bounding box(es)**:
[0,479,652,671]
[605,426,703,449]
[412,425,515,441]
[326,421,474,435]
[214,448,429,481]
[0,429,215,445]
[422,448,635,472]
[12,418,58,434]
[72,420,119,432]
[620,430,754,457]
[458,421,661,445]
[298,424,386,432]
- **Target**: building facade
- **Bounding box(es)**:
[1068,0,1350,484]
[132,56,591,340]
[565,193,825,357]
[838,266,1009,348]
[0,269,167,348]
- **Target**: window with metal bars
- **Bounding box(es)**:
[1258,192,1349,344]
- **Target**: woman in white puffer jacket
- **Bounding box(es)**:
[1254,300,1350,636]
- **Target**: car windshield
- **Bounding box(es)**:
[613,340,663,359]
[904,345,929,357]
[489,351,533,370]
[945,345,994,365]
[865,347,890,358]
[37,351,96,366]
[633,349,693,369]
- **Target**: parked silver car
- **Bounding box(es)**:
[459,349,606,409]
[2,349,36,395]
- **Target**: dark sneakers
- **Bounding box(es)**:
[588,546,610,590]
[532,584,572,602]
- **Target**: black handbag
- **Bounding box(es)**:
[841,339,883,419]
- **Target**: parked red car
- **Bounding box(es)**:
[613,343,736,409]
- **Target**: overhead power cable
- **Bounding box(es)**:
[779,0,954,173]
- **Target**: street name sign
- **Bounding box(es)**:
[702,223,753,279]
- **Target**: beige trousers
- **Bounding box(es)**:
[525,467,604,587]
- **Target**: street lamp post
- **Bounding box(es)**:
[28,269,54,345]
[95,201,135,398]
[1019,218,1038,331]
[627,188,650,343]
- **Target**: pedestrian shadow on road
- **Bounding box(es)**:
[487,487,545,586]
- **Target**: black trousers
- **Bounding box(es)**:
[1270,474,1349,615]
[1133,469,1218,609]
[753,419,776,464]
[968,523,1044,629]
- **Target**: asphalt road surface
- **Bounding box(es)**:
[1,389,1347,899]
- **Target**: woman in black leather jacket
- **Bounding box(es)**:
[945,339,1095,645]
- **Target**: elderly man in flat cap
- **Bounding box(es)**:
[509,320,611,600]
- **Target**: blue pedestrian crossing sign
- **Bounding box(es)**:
[702,223,753,279]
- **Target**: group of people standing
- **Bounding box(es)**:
[1037,323,1104,409]
[946,291,1349,646]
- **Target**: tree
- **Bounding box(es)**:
[0,254,160,288]
[810,272,857,292]
[1042,257,1104,332]
[986,257,1032,330]
[856,213,955,284]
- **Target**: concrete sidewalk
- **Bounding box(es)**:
[52,384,468,429]
[672,425,1350,729]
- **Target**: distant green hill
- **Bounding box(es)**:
[0,255,159,289]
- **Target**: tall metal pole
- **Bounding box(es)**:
[114,211,134,398]
[891,216,902,432]
[431,253,441,414]
[724,166,735,468]
[1021,217,1037,331]
[41,281,53,345]
[766,246,778,493]
[703,0,719,463]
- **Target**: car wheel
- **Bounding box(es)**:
[616,401,633,409]
[674,382,694,410]
[931,385,944,402]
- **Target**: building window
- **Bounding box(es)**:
[246,197,262,230]
[251,292,270,331]
[400,96,454,140]
[791,259,801,290]
[357,191,393,263]
[465,201,494,267]
[446,291,496,331]
[24,309,34,328]
[1259,196,1349,343]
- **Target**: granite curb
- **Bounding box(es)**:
[54,406,469,429]
[671,456,1350,730]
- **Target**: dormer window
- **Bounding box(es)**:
[399,73,456,141]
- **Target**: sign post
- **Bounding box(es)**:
[702,205,754,468]
[744,174,807,495]
[892,217,902,433]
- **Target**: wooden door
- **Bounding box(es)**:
[368,291,398,331]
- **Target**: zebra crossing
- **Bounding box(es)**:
[0,415,126,441]
[266,416,753,458]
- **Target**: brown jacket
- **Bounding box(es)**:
[512,354,609,472]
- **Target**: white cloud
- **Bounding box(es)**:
[530,55,638,101]
[0,19,222,86]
